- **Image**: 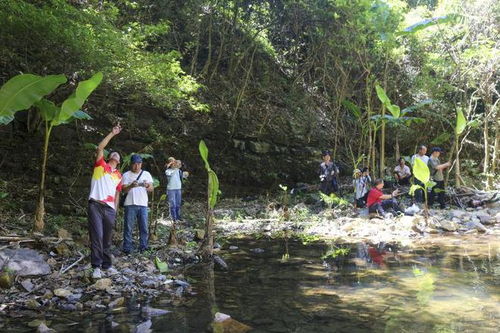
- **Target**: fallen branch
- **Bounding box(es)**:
[59,251,85,275]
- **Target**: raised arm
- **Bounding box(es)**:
[96,124,122,162]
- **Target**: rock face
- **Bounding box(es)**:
[0,248,51,277]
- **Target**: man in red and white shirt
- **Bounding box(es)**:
[367,179,402,218]
[88,124,122,279]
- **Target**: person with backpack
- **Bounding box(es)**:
[165,158,186,222]
[353,167,371,208]
[428,147,451,209]
[121,154,154,254]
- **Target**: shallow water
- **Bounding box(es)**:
[3,236,500,332]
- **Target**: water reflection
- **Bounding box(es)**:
[3,237,499,332]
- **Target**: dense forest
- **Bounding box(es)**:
[0,0,498,215]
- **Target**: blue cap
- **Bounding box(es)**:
[431,147,444,153]
[130,154,143,163]
[322,150,331,156]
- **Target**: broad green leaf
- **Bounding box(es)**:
[71,110,92,120]
[455,109,466,135]
[154,256,169,273]
[55,72,103,125]
[36,99,60,122]
[208,170,219,209]
[412,157,430,184]
[425,180,436,189]
[409,184,423,196]
[467,119,480,129]
[0,192,8,199]
[0,115,14,125]
[0,74,66,117]
[342,99,361,119]
[199,140,210,170]
[375,84,400,118]
[375,84,391,107]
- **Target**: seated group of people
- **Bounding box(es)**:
[349,145,451,218]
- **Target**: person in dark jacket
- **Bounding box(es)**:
[319,150,339,195]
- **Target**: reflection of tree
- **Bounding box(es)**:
[204,262,218,331]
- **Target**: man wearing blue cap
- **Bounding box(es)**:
[121,154,154,254]
[428,147,451,209]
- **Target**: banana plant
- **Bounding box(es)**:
[198,140,220,258]
[0,74,67,124]
[33,72,103,231]
[409,157,435,219]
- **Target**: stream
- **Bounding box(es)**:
[3,235,499,332]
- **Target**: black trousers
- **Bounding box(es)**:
[429,180,445,209]
[88,200,116,269]
[368,199,402,215]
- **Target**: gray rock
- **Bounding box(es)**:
[466,220,488,233]
[37,323,55,333]
[475,211,494,225]
[141,280,157,288]
[228,245,239,250]
[54,288,73,298]
[21,279,34,292]
[439,220,459,232]
[250,248,265,254]
[0,248,51,277]
[135,319,152,333]
[141,306,171,316]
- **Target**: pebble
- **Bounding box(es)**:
[229,245,239,250]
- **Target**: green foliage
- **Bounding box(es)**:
[375,84,400,118]
[0,74,67,124]
[154,256,169,273]
[322,245,350,260]
[455,109,466,135]
[319,192,349,209]
[199,140,220,209]
[412,157,430,184]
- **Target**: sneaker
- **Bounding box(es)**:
[104,267,119,276]
[92,267,102,279]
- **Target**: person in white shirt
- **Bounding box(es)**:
[411,145,429,203]
[121,154,154,254]
[393,158,412,185]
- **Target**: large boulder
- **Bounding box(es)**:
[0,248,51,277]
[474,211,494,225]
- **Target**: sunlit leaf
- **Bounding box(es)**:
[431,132,451,145]
[455,109,466,135]
[154,256,169,273]
[55,72,103,125]
[36,99,59,122]
[342,99,361,119]
[0,74,66,117]
[412,157,430,184]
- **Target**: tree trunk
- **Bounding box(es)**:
[483,112,490,189]
[454,134,461,187]
[34,124,52,232]
[490,109,500,188]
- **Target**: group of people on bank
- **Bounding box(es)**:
[87,125,186,279]
[319,144,451,218]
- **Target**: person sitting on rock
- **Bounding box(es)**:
[319,150,339,195]
[393,157,412,186]
[366,179,402,218]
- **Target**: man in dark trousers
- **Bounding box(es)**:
[319,150,339,195]
[428,147,451,209]
[87,124,122,279]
